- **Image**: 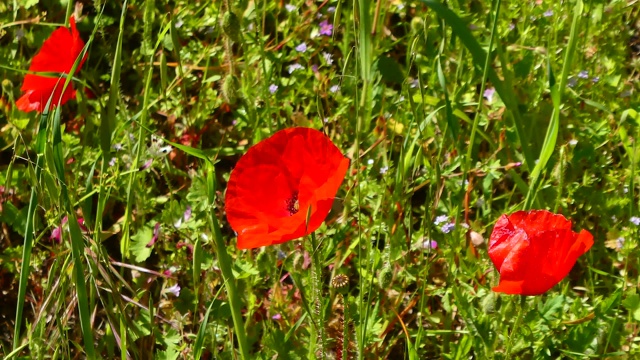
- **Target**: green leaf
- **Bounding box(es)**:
[622,294,640,321]
[130,225,154,262]
[539,294,565,321]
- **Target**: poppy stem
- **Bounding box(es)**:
[309,230,327,359]
[206,165,250,359]
[505,295,527,357]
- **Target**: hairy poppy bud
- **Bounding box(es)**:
[222,12,243,43]
[378,266,393,289]
[222,74,241,104]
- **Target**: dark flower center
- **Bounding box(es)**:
[285,191,300,216]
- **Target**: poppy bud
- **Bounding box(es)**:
[222,12,243,44]
[222,74,241,104]
[378,266,393,289]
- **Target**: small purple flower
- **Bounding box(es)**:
[113,143,123,151]
[567,77,578,88]
[327,6,336,13]
[109,157,116,167]
[508,22,516,31]
[183,205,192,222]
[50,225,63,243]
[295,42,307,52]
[630,217,640,226]
[147,223,161,247]
[616,237,625,249]
[319,20,333,36]
[434,215,448,225]
[329,85,340,93]
[311,64,319,73]
[441,222,455,234]
[380,166,389,175]
[592,76,600,83]
[287,63,304,74]
[272,313,282,320]
[166,284,181,297]
[140,159,153,170]
[269,84,278,94]
[578,70,589,79]
[483,87,496,102]
[322,52,333,65]
[422,240,438,250]
[285,4,296,12]
[543,9,553,17]
[410,79,420,88]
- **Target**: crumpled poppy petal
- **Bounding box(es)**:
[225,127,349,250]
[488,210,593,296]
[17,16,86,113]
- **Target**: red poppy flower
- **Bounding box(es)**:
[16,16,86,113]
[488,210,594,295]
[225,127,349,249]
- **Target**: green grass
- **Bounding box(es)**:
[0,0,639,358]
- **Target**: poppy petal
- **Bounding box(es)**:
[488,210,593,296]
[18,16,86,113]
[225,127,349,250]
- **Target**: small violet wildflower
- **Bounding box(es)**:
[287,63,304,74]
[109,157,116,167]
[630,216,640,226]
[434,215,448,225]
[183,205,192,222]
[327,6,336,13]
[410,79,420,88]
[592,76,600,83]
[319,20,333,36]
[311,64,319,73]
[269,84,278,94]
[616,237,625,250]
[380,166,389,175]
[483,87,496,102]
[422,240,438,250]
[567,77,578,88]
[578,70,589,79]
[543,9,553,17]
[441,222,456,234]
[166,284,181,297]
[322,52,334,65]
[113,143,123,151]
[295,42,307,52]
[285,4,296,13]
[147,223,161,247]
[140,159,153,171]
[329,84,340,93]
[272,313,282,320]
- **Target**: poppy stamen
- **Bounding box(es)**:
[285,191,300,216]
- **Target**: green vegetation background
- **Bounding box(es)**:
[0,0,639,358]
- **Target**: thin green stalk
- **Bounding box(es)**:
[524,0,584,209]
[465,0,501,176]
[505,296,527,357]
[310,231,326,359]
[205,163,250,360]
[13,110,48,350]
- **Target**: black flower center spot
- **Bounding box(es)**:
[285,191,300,216]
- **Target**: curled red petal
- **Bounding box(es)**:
[488,210,593,296]
[225,127,349,249]
[18,16,86,113]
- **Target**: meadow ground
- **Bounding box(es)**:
[0,0,639,359]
